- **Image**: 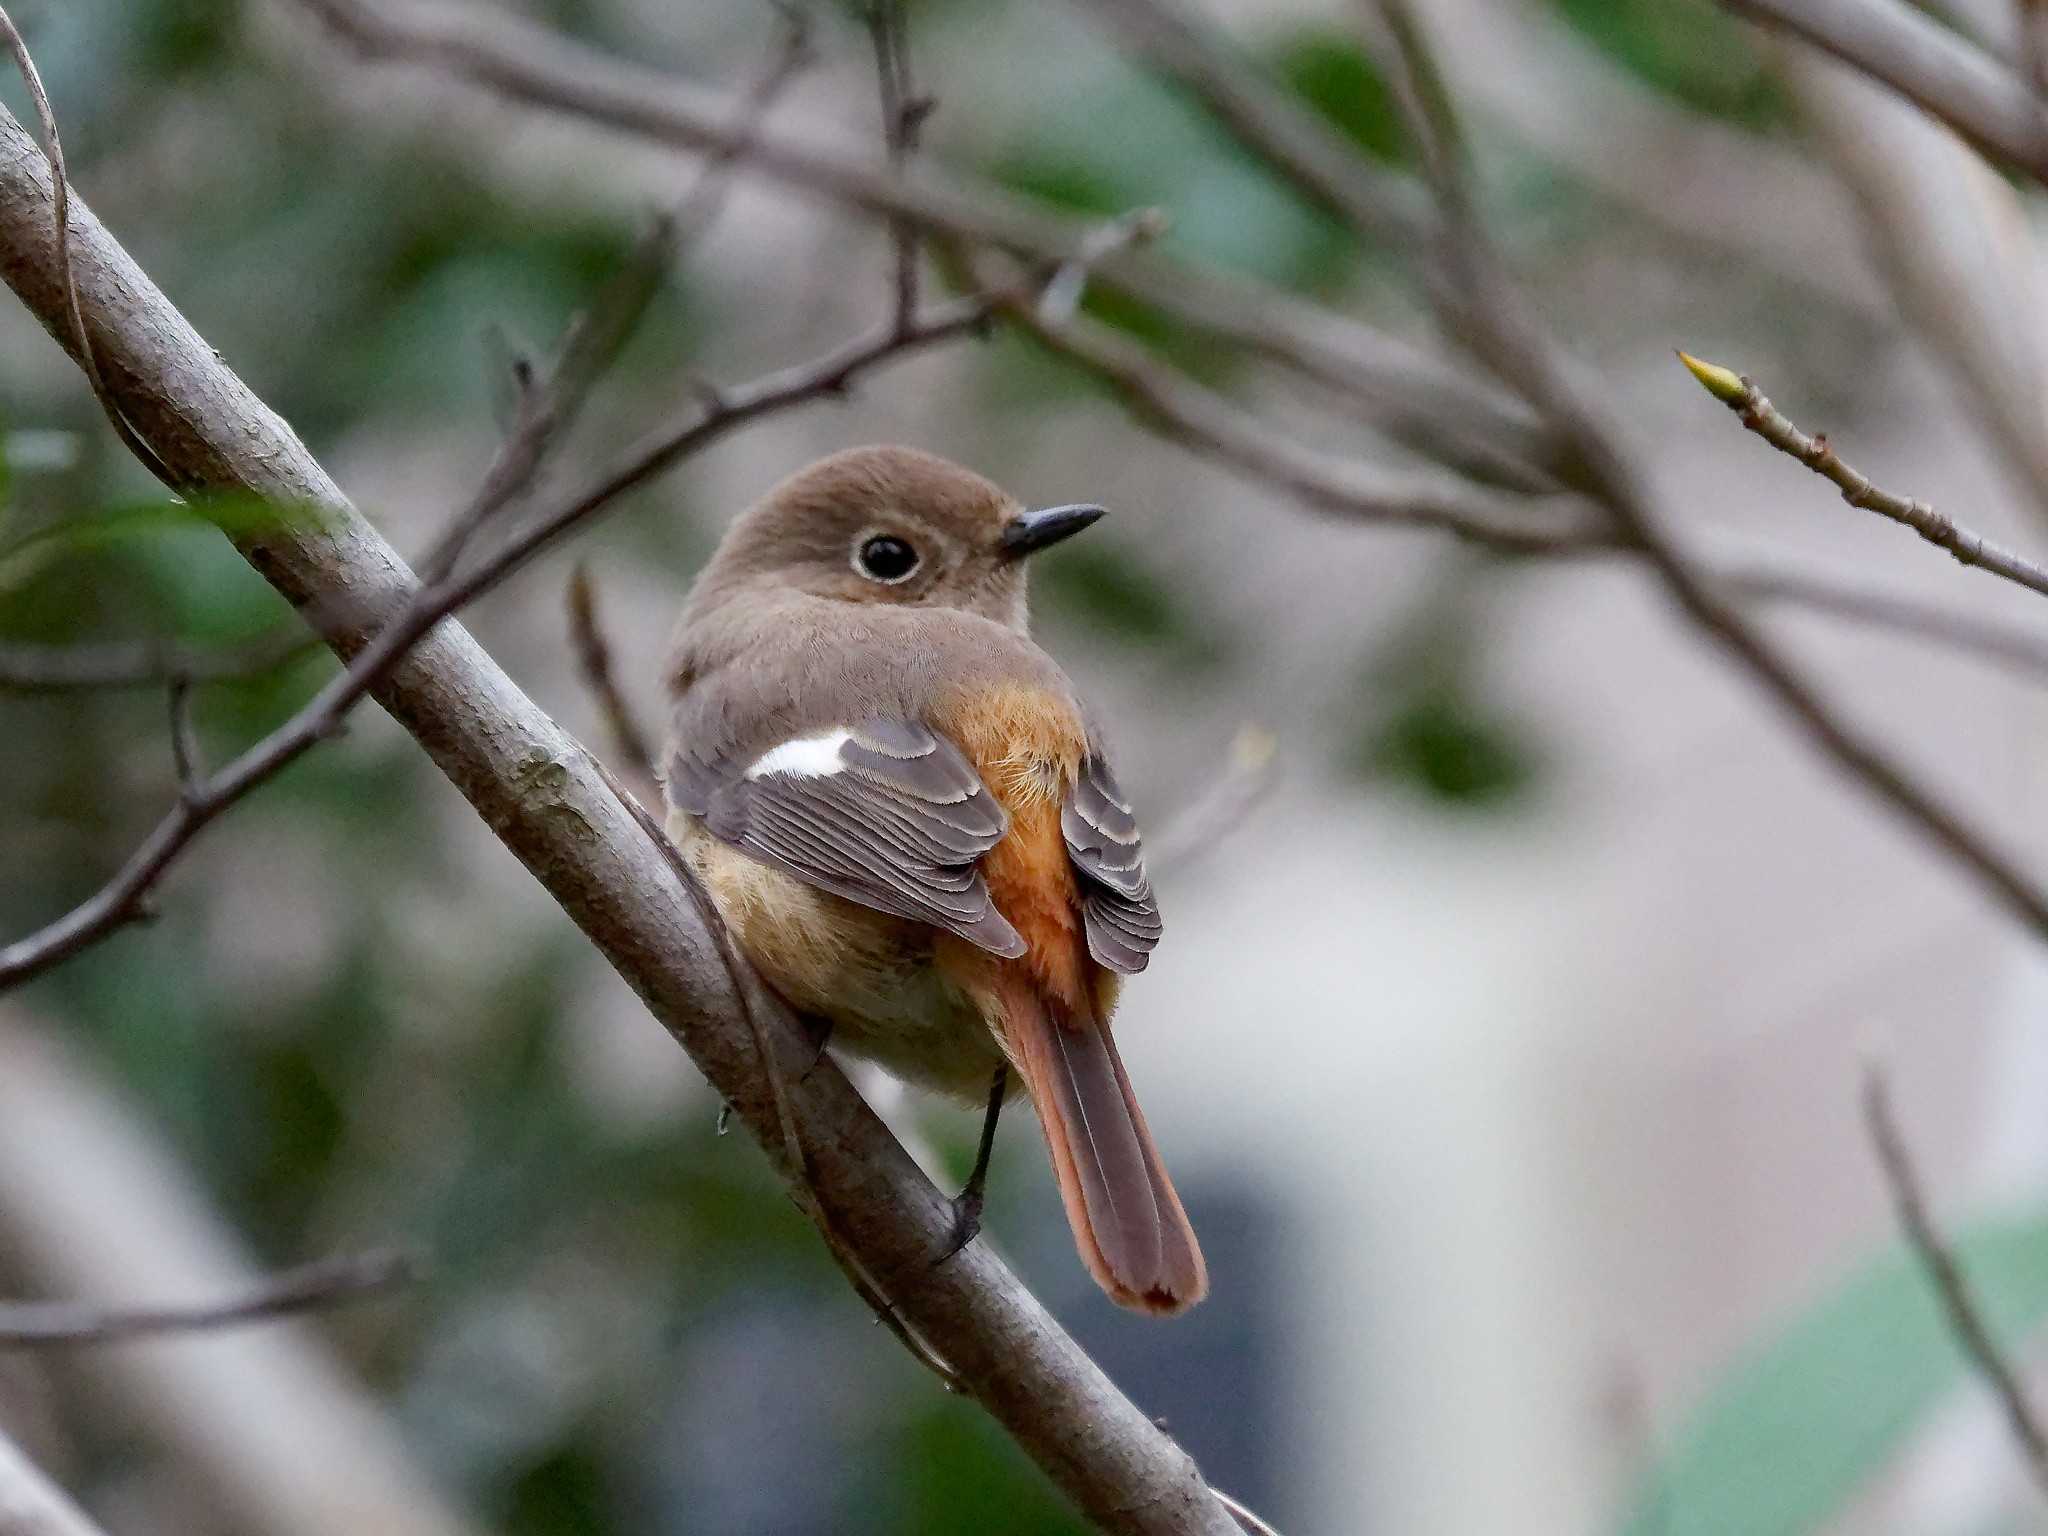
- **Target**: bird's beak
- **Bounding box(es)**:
[1000,503,1106,557]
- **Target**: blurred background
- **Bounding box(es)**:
[6,0,2048,1532]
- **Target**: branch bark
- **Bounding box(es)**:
[0,101,1236,1536]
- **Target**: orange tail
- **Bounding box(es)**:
[1002,981,1207,1314]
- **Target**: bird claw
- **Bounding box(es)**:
[933,1187,984,1268]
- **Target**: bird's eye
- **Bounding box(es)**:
[855,534,920,583]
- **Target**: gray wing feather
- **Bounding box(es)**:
[1061,755,1163,974]
[691,718,1027,958]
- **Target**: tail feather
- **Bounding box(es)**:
[1004,982,1207,1314]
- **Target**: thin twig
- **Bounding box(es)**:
[997,273,1605,554]
[2022,0,2048,101]
[0,625,316,691]
[1211,1487,1287,1536]
[1718,0,2048,188]
[1725,565,2048,681]
[0,1249,414,1347]
[165,675,203,803]
[0,295,997,991]
[0,6,175,487]
[0,99,1239,1536]
[1678,352,2048,602]
[0,1428,107,1536]
[1863,1063,2048,1498]
[600,765,964,1392]
[564,562,657,787]
[0,8,998,990]
[865,0,928,335]
[1362,0,2048,948]
[1147,726,1279,873]
[290,0,1565,489]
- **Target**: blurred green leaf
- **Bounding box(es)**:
[1033,539,1228,675]
[1265,29,1406,164]
[1361,687,1536,807]
[1347,575,1541,810]
[1551,0,1791,131]
[891,1400,1089,1536]
[1619,1211,2048,1536]
[983,62,1355,380]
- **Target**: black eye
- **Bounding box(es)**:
[856,534,919,583]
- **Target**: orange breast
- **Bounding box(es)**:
[937,684,1093,1012]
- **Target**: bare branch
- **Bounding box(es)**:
[565,562,657,789]
[1863,1063,2048,1499]
[0,93,1240,1536]
[1148,726,1279,873]
[0,625,315,691]
[164,675,203,803]
[1726,566,2048,681]
[0,5,174,488]
[1679,352,2048,602]
[289,0,1565,489]
[995,274,1605,554]
[2024,0,2048,100]
[1080,0,1430,251]
[0,1249,412,1347]
[0,293,994,992]
[1718,0,2048,186]
[0,1427,107,1536]
[1212,1490,1287,1536]
[865,0,929,334]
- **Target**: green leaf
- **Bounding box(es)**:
[1360,687,1536,807]
[1550,0,1791,131]
[1619,1210,2048,1536]
[1265,29,1406,164]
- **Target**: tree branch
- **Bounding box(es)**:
[1678,351,2048,601]
[993,269,1606,553]
[1863,1063,2048,1499]
[287,0,1564,490]
[0,1428,107,1536]
[564,562,657,790]
[1357,0,2048,949]
[0,98,1238,1536]
[1718,0,2048,186]
[0,1250,412,1347]
[1724,565,2048,682]
[0,282,996,991]
[0,625,315,691]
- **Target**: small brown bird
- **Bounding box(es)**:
[661,445,1205,1313]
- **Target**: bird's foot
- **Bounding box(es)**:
[933,1185,985,1268]
[798,1013,834,1080]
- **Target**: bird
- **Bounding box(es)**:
[660,444,1205,1314]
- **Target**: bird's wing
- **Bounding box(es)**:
[670,716,1027,958]
[1060,753,1163,974]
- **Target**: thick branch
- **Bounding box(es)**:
[0,102,1234,1536]
[1679,352,2048,601]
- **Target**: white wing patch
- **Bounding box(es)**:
[743,729,853,781]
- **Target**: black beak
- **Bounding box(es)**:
[1000,503,1106,557]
